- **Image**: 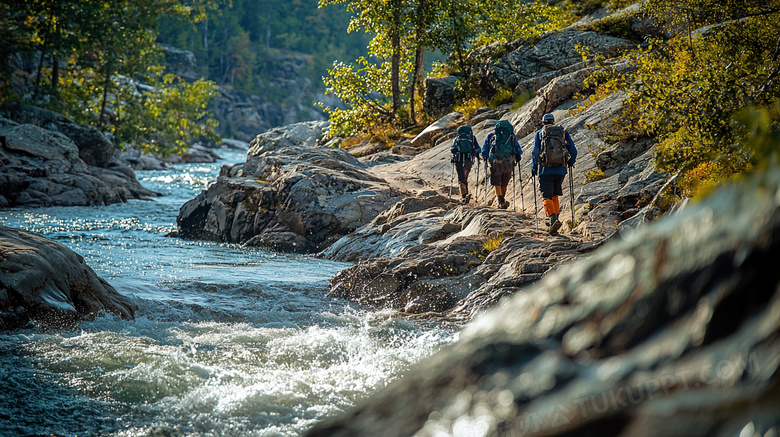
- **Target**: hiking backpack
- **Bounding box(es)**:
[492,120,515,160]
[540,124,569,167]
[453,125,475,161]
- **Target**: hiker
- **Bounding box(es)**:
[531,113,578,235]
[481,120,522,209]
[450,125,480,203]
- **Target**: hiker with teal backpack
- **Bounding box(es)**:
[531,113,578,235]
[450,125,480,203]
[481,120,522,209]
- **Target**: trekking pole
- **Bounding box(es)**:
[533,174,539,236]
[520,170,525,213]
[512,165,516,212]
[449,161,454,200]
[568,165,575,229]
[484,160,489,206]
[476,158,481,205]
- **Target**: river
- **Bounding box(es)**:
[0,150,458,436]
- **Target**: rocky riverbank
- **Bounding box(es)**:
[0,103,159,207]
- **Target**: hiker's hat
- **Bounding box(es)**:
[542,113,555,123]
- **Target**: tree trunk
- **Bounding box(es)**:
[98,61,112,127]
[50,13,60,103]
[391,0,402,117]
[410,57,417,123]
[411,0,427,124]
[450,0,468,77]
[51,54,59,101]
[203,17,209,78]
[33,50,46,104]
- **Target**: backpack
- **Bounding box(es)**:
[540,125,568,167]
[452,125,475,161]
[455,126,475,154]
[492,120,515,160]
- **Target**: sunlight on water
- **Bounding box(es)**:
[146,172,212,186]
[0,150,459,436]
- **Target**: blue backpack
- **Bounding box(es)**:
[492,120,515,160]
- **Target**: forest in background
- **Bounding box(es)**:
[156,0,372,104]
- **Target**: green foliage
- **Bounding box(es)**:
[157,0,370,99]
[732,103,780,171]
[3,0,221,156]
[318,0,571,137]
[317,0,420,136]
[586,168,606,182]
[482,234,503,252]
[471,0,567,47]
[125,75,220,156]
[584,11,642,41]
[578,0,780,196]
[319,57,395,138]
[455,86,521,119]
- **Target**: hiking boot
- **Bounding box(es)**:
[462,193,472,204]
[500,200,510,209]
[549,214,562,235]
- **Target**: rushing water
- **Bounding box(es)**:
[0,150,458,436]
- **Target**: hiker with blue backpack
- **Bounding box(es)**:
[531,113,578,235]
[482,120,523,209]
[450,125,480,203]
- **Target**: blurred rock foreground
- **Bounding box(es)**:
[305,167,780,437]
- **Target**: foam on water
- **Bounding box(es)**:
[7,304,456,436]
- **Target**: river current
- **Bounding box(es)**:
[0,150,457,436]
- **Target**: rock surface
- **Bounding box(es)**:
[1,102,117,168]
[324,201,583,318]
[0,226,138,330]
[423,76,461,117]
[475,30,634,95]
[306,167,780,437]
[161,44,200,82]
[175,121,401,253]
[0,114,158,207]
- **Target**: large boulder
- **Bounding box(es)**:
[410,112,462,148]
[306,167,780,437]
[476,30,634,94]
[1,102,117,168]
[0,116,158,207]
[160,44,199,82]
[0,226,137,330]
[175,121,401,253]
[423,76,461,117]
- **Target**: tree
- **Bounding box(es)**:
[319,57,395,138]
[319,0,412,121]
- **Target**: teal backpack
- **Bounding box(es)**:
[492,120,515,160]
[454,125,474,154]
